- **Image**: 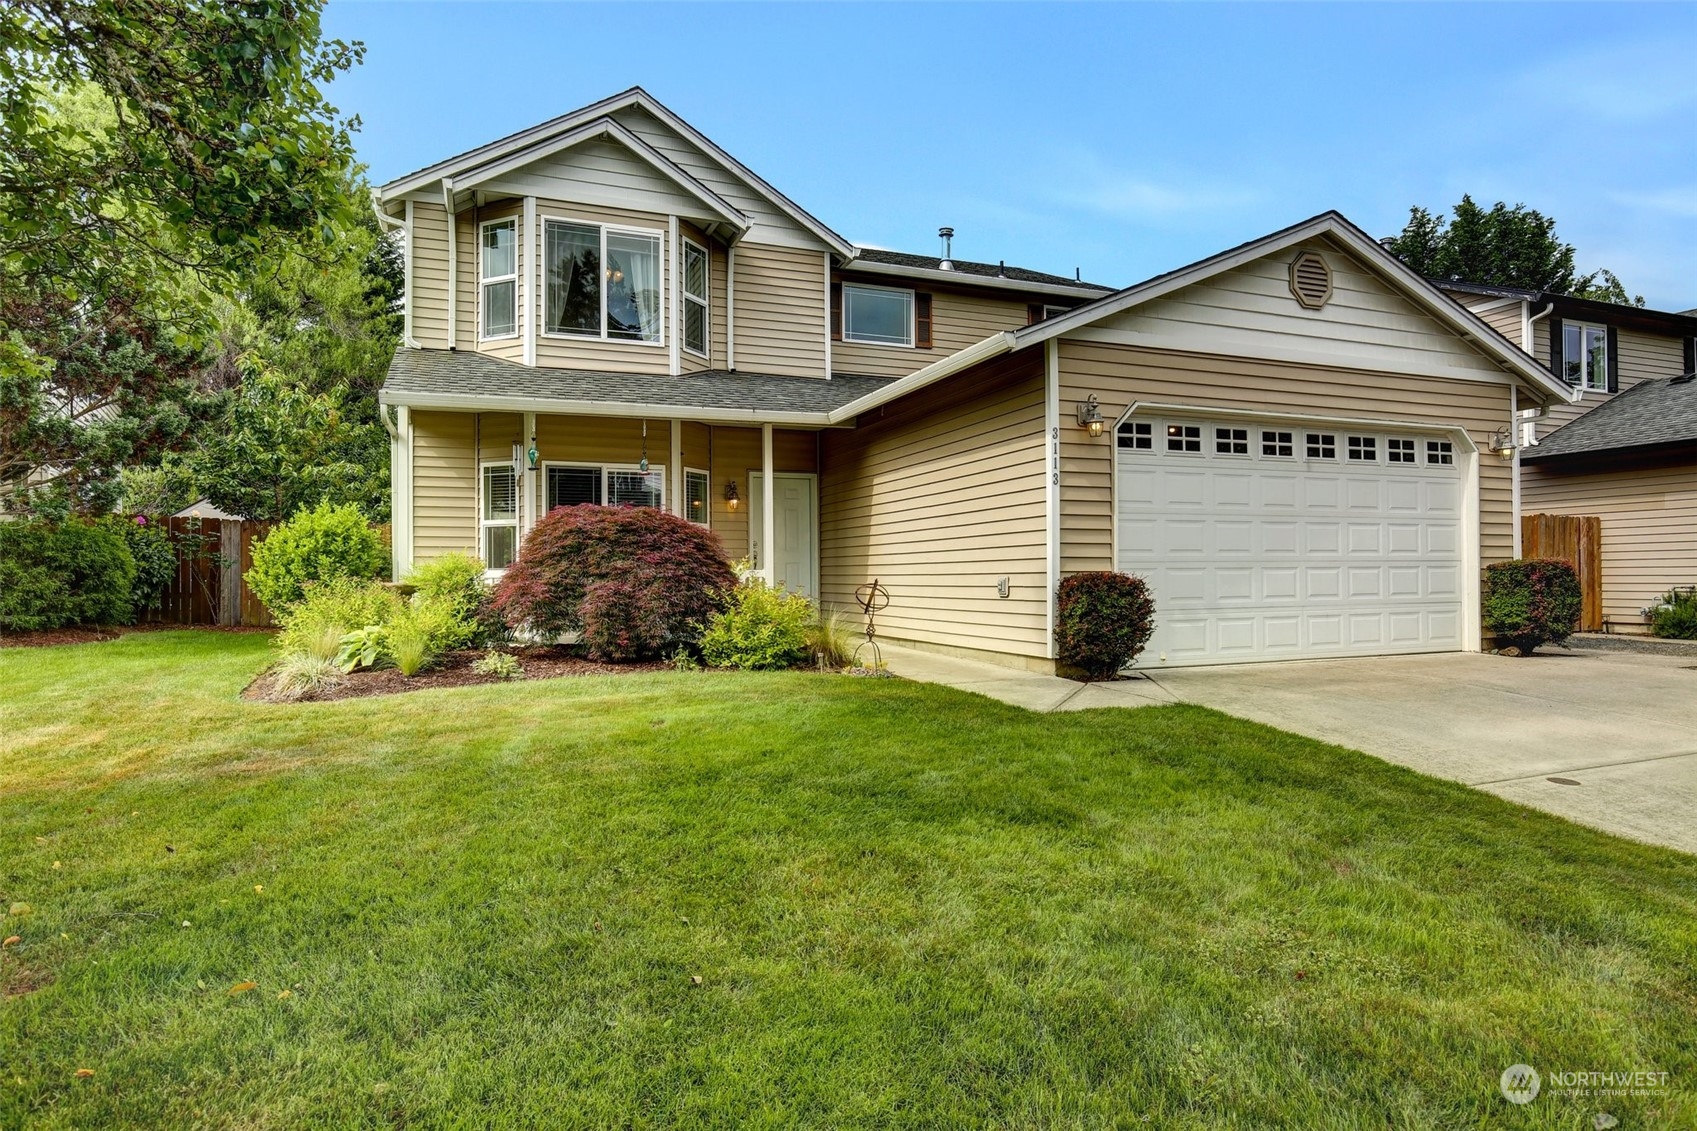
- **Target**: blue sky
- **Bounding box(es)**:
[324,2,1697,310]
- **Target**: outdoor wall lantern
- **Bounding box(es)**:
[1489,427,1516,459]
[724,480,740,511]
[1075,394,1105,437]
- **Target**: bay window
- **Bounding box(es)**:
[544,464,666,512]
[544,218,662,343]
[480,219,517,339]
[682,239,709,357]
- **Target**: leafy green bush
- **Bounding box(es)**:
[1055,572,1156,680]
[699,581,815,671]
[1650,588,1697,640]
[1483,559,1582,655]
[0,518,137,632]
[403,552,489,650]
[274,577,405,659]
[246,501,386,614]
[471,650,524,680]
[110,516,175,621]
[336,625,389,673]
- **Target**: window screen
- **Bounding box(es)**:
[546,466,602,511]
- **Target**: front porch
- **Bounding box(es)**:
[396,409,823,596]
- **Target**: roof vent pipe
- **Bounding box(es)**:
[997,259,1005,277]
[938,227,954,271]
[1075,267,1081,282]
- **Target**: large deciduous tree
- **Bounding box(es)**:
[1383,195,1643,306]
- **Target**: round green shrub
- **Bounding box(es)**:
[1649,588,1697,641]
[1483,559,1582,655]
[246,501,386,614]
[404,552,491,651]
[492,505,734,658]
[1055,571,1156,680]
[0,518,137,632]
[699,580,816,671]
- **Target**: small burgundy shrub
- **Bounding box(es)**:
[1483,558,1582,655]
[1055,571,1156,680]
[492,505,735,659]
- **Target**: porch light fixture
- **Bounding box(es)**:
[724,480,740,511]
[1075,395,1105,437]
[1489,427,1516,459]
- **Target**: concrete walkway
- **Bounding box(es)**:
[881,644,1697,854]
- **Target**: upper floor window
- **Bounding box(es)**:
[682,239,709,358]
[842,283,913,347]
[480,219,517,340]
[1562,322,1608,391]
[543,218,662,343]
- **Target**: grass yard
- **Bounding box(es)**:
[2,632,1694,1128]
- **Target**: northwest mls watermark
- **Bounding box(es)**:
[1500,1062,1671,1104]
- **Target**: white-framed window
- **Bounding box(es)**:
[1426,440,1454,466]
[480,218,518,340]
[1166,423,1202,453]
[1347,435,1377,461]
[543,463,666,513]
[1215,426,1249,455]
[1117,421,1152,450]
[685,468,710,526]
[1563,322,1609,391]
[542,217,663,344]
[1306,433,1336,459]
[842,283,914,346]
[481,461,519,569]
[1387,438,1417,464]
[682,239,709,358]
[1261,430,1294,457]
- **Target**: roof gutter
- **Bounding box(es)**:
[377,387,839,428]
[844,258,1109,300]
[823,331,1017,424]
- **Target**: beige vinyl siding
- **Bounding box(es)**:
[531,199,672,375]
[1074,239,1511,384]
[410,200,452,348]
[1056,341,1518,578]
[733,242,827,378]
[410,410,476,563]
[460,201,525,363]
[1452,292,1525,343]
[832,283,1033,378]
[677,221,725,375]
[706,427,817,559]
[1522,456,1697,634]
[481,136,726,222]
[820,349,1048,662]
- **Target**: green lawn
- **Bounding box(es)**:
[1,632,1693,1128]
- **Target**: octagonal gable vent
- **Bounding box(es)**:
[1288,250,1333,309]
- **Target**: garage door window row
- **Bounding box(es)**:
[1119,420,1455,468]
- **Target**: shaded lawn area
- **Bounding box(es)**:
[1,632,1693,1128]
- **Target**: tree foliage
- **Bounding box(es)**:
[184,354,388,522]
[1383,195,1642,306]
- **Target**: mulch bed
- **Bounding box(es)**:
[242,647,672,703]
[0,624,274,649]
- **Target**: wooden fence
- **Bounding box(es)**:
[149,518,390,628]
[1522,513,1603,632]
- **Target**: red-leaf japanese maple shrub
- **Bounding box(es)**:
[1483,558,1582,655]
[492,506,735,660]
[1054,571,1156,681]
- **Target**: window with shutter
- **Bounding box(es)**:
[830,282,843,341]
[915,293,933,349]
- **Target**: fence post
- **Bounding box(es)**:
[219,519,243,625]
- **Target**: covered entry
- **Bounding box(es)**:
[1115,409,1471,666]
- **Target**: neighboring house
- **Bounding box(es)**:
[1438,282,1697,633]
[374,88,1578,671]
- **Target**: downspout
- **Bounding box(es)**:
[1525,301,1554,358]
[370,193,419,349]
[1510,386,1522,558]
[726,244,736,371]
[443,179,458,350]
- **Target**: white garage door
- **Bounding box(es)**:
[1115,415,1465,666]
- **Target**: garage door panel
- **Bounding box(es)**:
[1117,413,1464,666]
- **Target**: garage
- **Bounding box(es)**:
[1115,412,1467,666]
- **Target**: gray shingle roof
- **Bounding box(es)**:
[380,347,898,417]
[1521,376,1697,462]
[853,247,1114,291]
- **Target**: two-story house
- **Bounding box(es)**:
[375,88,1579,671]
[1438,282,1697,633]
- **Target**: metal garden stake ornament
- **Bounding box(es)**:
[853,579,890,670]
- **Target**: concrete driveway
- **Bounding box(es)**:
[882,645,1697,855]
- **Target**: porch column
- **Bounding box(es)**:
[522,411,536,539]
[761,423,776,586]
[670,418,683,518]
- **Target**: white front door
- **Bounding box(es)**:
[1116,413,1466,666]
[749,472,818,597]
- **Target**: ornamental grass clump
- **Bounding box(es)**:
[1054,571,1156,681]
[492,505,734,660]
[1483,559,1582,655]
